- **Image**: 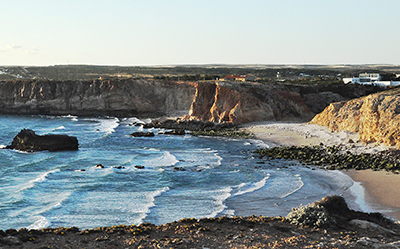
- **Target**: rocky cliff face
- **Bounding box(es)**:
[0,79,196,116]
[310,88,400,147]
[186,81,315,124]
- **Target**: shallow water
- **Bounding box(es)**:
[0,115,365,230]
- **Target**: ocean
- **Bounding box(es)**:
[0,115,368,230]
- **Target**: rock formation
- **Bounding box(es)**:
[0,79,196,116]
[0,79,384,125]
[186,81,315,124]
[6,129,79,152]
[310,88,400,147]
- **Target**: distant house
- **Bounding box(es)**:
[219,75,256,82]
[343,73,400,88]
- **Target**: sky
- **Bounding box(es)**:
[1,0,400,66]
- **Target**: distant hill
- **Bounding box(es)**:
[1,64,399,81]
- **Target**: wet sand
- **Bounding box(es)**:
[243,121,400,221]
[347,169,400,220]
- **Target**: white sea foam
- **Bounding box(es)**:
[61,115,78,121]
[349,181,373,213]
[27,216,50,229]
[139,187,170,222]
[19,169,60,192]
[97,117,119,135]
[209,187,232,218]
[144,151,179,167]
[0,144,6,149]
[234,175,270,196]
[53,126,65,131]
[280,174,304,198]
[215,153,223,166]
[123,117,145,125]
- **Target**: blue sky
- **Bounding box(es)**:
[1,0,399,66]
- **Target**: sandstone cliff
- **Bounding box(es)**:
[310,88,400,147]
[186,81,315,124]
[0,79,196,116]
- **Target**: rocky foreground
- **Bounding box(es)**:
[2,196,400,249]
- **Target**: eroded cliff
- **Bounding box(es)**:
[186,81,315,124]
[0,79,196,116]
[310,88,400,147]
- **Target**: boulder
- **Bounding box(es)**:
[287,195,392,228]
[130,132,155,137]
[5,129,79,152]
[163,129,186,135]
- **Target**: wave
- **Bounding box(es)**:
[19,169,60,192]
[138,187,170,223]
[144,151,179,167]
[61,115,78,122]
[0,144,6,149]
[122,117,145,125]
[279,174,304,198]
[53,126,65,131]
[97,117,119,135]
[234,175,270,196]
[248,139,272,148]
[209,187,232,218]
[27,216,51,230]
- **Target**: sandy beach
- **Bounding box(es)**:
[243,121,400,221]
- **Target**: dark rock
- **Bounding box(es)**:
[163,129,186,135]
[0,236,22,246]
[5,129,79,152]
[95,164,104,169]
[114,166,125,169]
[173,167,186,171]
[130,132,155,137]
[314,195,391,227]
[135,165,145,169]
[143,118,235,132]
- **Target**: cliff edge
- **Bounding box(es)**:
[186,81,315,124]
[0,79,196,116]
[310,88,400,147]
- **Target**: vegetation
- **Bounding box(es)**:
[1,64,400,82]
[286,204,333,227]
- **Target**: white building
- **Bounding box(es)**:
[343,73,400,88]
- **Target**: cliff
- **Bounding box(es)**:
[186,81,315,124]
[0,79,382,125]
[0,79,196,116]
[310,88,400,147]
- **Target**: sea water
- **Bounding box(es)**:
[0,115,367,230]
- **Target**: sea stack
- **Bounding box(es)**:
[5,129,79,152]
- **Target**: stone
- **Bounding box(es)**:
[163,129,185,135]
[0,236,22,246]
[95,164,104,168]
[130,132,155,137]
[349,219,396,235]
[5,129,79,152]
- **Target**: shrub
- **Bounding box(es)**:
[286,204,334,227]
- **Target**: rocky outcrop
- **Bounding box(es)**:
[0,79,196,116]
[310,88,400,147]
[6,129,79,152]
[186,81,314,124]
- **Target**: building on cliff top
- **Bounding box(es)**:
[343,73,400,88]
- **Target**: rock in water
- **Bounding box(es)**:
[5,129,79,152]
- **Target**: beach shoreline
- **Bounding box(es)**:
[242,121,400,221]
